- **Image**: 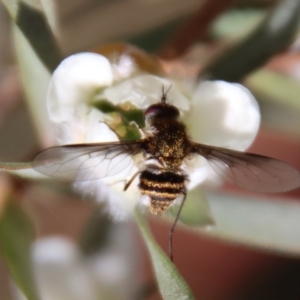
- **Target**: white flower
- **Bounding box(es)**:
[46,52,260,220]
[12,234,139,300]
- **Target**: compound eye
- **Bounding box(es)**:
[144,104,180,122]
[144,105,162,118]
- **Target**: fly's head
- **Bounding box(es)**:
[144,85,180,127]
[144,102,180,127]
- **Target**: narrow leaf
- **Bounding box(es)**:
[210,8,266,40]
[0,162,46,179]
[2,0,62,72]
[170,188,215,226]
[245,69,300,136]
[13,25,53,144]
[0,162,32,170]
[200,0,300,82]
[203,191,300,256]
[246,69,300,112]
[135,210,195,300]
[0,199,40,300]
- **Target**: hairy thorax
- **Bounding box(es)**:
[144,119,192,170]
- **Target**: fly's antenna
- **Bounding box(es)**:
[161,84,172,104]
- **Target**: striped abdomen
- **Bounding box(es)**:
[139,170,187,215]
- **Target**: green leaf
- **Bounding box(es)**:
[245,69,300,136]
[203,191,300,256]
[0,162,47,179]
[0,200,40,300]
[210,8,266,40]
[134,210,195,300]
[13,25,53,143]
[2,0,62,72]
[201,0,300,82]
[247,69,300,112]
[3,0,62,142]
[0,162,32,170]
[170,188,215,226]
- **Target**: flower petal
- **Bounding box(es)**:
[75,173,140,220]
[48,53,113,123]
[185,155,209,190]
[186,81,260,151]
[58,109,118,144]
[99,74,190,111]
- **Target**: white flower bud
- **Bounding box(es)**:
[48,53,113,123]
[185,81,260,151]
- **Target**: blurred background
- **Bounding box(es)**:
[1,0,300,299]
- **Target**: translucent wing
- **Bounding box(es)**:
[192,142,300,192]
[33,140,145,181]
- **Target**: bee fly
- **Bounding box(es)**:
[33,87,300,261]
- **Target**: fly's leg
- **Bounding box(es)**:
[124,171,140,191]
[129,121,146,138]
[169,192,187,262]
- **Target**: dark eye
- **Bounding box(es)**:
[145,104,180,120]
[144,105,162,118]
